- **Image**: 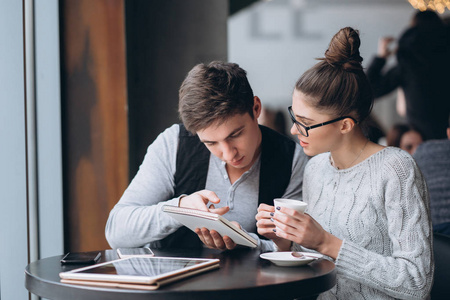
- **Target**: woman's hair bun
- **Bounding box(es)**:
[323,27,363,71]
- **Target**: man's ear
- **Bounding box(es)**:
[447,127,450,140]
[253,96,262,119]
[340,118,356,134]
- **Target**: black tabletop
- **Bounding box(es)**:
[25,247,336,300]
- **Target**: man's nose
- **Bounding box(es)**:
[221,142,237,161]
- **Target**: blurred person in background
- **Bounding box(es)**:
[386,123,424,155]
[258,107,290,138]
[367,10,450,140]
[414,114,450,235]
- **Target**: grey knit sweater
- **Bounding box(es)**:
[414,139,450,227]
[293,147,434,299]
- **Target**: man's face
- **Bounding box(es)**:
[196,97,262,173]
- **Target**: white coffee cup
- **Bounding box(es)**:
[273,198,307,214]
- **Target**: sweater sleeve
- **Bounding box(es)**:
[335,151,434,299]
[105,124,184,248]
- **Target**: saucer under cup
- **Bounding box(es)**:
[260,251,322,267]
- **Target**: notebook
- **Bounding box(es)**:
[162,205,258,248]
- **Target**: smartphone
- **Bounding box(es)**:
[116,247,154,258]
[60,252,101,265]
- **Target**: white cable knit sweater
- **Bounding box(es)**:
[293,147,434,299]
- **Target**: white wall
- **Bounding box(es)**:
[0,1,29,299]
[35,0,64,261]
[228,0,449,132]
[0,1,63,299]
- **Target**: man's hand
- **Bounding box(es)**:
[194,221,241,250]
[179,190,229,215]
[179,190,235,250]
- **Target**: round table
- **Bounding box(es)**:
[25,248,336,300]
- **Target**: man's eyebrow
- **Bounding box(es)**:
[200,125,245,143]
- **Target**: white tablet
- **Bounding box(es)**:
[59,256,220,285]
[117,247,154,258]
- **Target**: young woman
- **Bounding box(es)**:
[256,27,433,299]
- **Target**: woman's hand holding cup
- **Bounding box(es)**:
[271,199,342,258]
[272,198,308,244]
[256,199,307,251]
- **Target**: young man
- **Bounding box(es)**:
[105,61,308,251]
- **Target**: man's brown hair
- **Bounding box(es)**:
[179,61,254,133]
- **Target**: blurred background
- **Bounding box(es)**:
[230,0,416,134]
[1,0,449,298]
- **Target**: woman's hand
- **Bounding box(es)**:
[256,204,292,251]
[272,206,342,259]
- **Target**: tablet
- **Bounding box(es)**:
[117,247,154,258]
[59,256,220,285]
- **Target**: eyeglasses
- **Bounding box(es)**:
[288,106,358,137]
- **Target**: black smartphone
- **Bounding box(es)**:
[60,252,101,265]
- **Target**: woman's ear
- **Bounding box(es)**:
[340,118,356,134]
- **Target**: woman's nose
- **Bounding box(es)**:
[290,123,299,135]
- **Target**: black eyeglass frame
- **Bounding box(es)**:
[288,106,358,137]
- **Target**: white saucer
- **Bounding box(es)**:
[259,252,323,267]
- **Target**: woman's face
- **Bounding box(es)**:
[290,90,342,156]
